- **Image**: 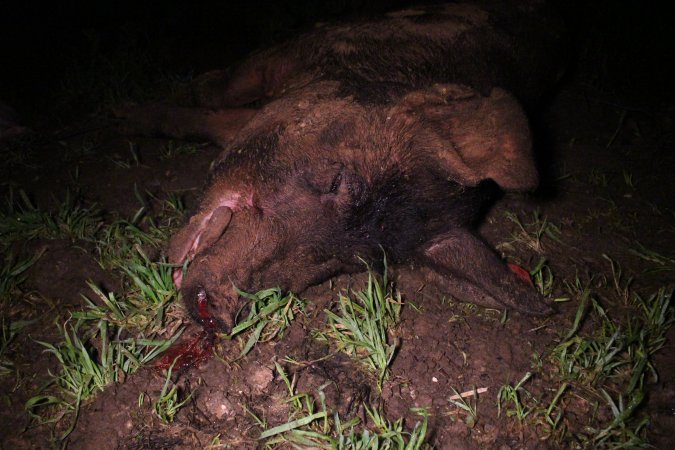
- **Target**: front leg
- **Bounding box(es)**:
[114,105,256,147]
[417,229,553,316]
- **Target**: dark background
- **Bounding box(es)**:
[1,0,674,126]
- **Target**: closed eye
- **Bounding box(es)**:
[329,171,343,194]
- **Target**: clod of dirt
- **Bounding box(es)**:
[27,240,111,305]
[246,365,274,393]
[199,390,237,420]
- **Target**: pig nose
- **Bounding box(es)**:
[195,287,220,330]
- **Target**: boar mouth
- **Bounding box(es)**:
[193,286,238,332]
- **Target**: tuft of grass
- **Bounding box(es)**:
[542,260,673,447]
[622,170,637,190]
[1,250,43,303]
[76,248,180,334]
[94,193,184,271]
[628,241,675,272]
[551,286,672,391]
[529,258,569,302]
[497,372,535,423]
[153,359,192,424]
[26,244,184,440]
[0,188,101,243]
[95,207,169,269]
[152,191,186,231]
[317,263,401,391]
[504,210,562,253]
[257,364,429,448]
[0,318,34,377]
[551,298,626,387]
[31,319,178,401]
[159,141,203,160]
[499,253,673,446]
[229,288,305,357]
[27,317,179,439]
[9,183,186,440]
[108,142,142,168]
[448,386,479,428]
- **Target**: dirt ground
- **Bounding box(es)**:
[1,2,674,449]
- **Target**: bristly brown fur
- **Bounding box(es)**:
[118,1,565,330]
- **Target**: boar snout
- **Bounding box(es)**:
[185,283,239,333]
[169,204,235,289]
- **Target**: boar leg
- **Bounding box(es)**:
[115,104,256,147]
[191,50,302,108]
[419,230,553,316]
[191,68,265,108]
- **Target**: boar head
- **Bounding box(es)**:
[168,82,547,331]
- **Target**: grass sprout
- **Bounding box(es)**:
[26,246,184,439]
[257,364,429,448]
[108,142,142,168]
[1,250,43,302]
[229,288,305,357]
[319,262,401,390]
[622,170,637,190]
[95,207,169,269]
[542,382,568,432]
[504,210,562,253]
[160,141,202,160]
[448,386,479,428]
[0,188,101,242]
[153,359,192,423]
[497,372,535,422]
[76,245,180,335]
[1,318,34,376]
[545,271,672,447]
[528,258,570,302]
[588,168,608,187]
[628,241,675,272]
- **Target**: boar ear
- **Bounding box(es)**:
[404,85,538,191]
[168,206,233,265]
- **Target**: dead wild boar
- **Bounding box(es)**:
[120,2,566,331]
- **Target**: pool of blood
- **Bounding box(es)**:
[155,289,219,370]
